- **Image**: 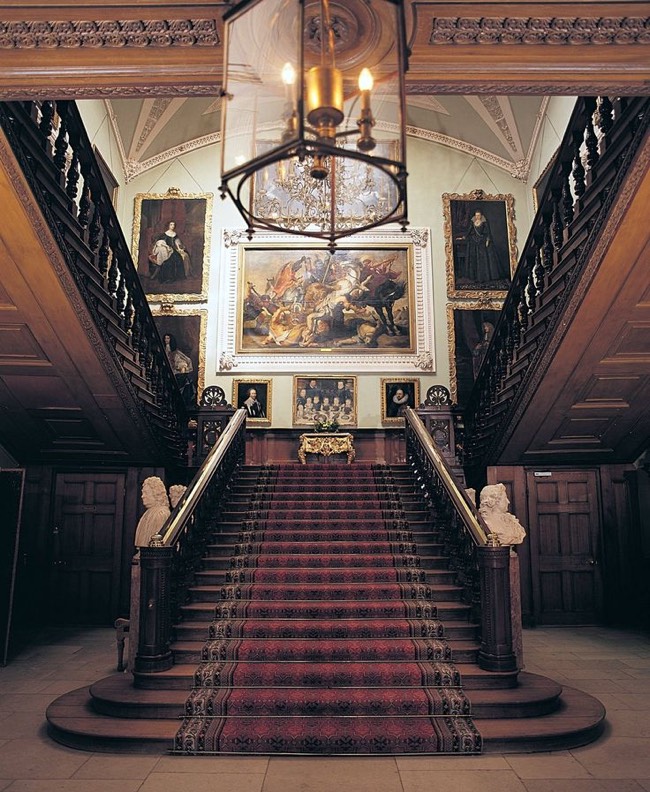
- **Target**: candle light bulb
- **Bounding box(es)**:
[359,68,374,93]
[282,62,296,87]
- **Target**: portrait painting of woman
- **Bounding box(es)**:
[443,191,517,298]
[132,191,212,298]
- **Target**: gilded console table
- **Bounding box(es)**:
[298,432,355,464]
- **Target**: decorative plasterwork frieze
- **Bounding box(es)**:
[429,16,650,46]
[0,19,220,49]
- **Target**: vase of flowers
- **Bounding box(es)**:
[313,417,340,433]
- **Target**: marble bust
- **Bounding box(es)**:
[169,484,187,510]
[479,483,526,546]
[134,476,170,548]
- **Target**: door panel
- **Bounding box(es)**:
[527,469,603,625]
[52,473,125,624]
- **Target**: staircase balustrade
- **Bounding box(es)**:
[463,96,649,467]
[0,99,187,464]
[405,408,517,672]
[136,409,245,674]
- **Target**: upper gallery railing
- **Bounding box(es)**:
[463,96,649,467]
[0,100,187,463]
[135,409,246,674]
[404,408,516,672]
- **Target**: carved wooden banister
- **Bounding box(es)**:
[0,99,188,464]
[404,408,516,672]
[463,96,649,468]
[135,408,245,674]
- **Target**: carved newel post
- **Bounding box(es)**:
[136,540,174,673]
[131,477,173,674]
[477,483,526,672]
[477,537,517,672]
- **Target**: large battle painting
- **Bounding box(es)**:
[237,245,414,354]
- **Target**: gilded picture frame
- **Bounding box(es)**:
[150,308,207,410]
[233,379,272,428]
[132,187,212,301]
[443,190,517,300]
[292,376,357,429]
[381,378,420,426]
[447,302,503,406]
[217,228,435,374]
[238,245,414,354]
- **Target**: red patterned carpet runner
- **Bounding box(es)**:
[174,463,482,755]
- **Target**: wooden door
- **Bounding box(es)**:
[526,469,603,625]
[51,473,126,625]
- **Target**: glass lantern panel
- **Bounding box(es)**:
[222,0,301,177]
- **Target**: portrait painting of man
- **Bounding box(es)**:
[381,379,420,425]
[448,306,502,406]
[233,380,271,427]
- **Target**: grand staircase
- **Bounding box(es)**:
[47,462,605,754]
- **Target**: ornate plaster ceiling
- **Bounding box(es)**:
[105,93,548,183]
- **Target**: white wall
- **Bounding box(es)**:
[115,127,551,429]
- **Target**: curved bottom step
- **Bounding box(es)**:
[46,679,605,755]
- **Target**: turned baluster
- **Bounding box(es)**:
[38,101,55,147]
[597,96,614,142]
[124,294,136,336]
[584,98,599,173]
[78,176,91,229]
[52,111,69,177]
[98,228,111,281]
[107,244,120,298]
[560,157,574,231]
[541,214,554,275]
[66,147,80,203]
[531,227,545,290]
[550,186,564,251]
[88,199,102,255]
[571,128,586,203]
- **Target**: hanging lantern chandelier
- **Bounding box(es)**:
[219,0,409,247]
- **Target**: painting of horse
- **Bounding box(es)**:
[237,245,414,354]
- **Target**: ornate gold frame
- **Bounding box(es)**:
[443,189,517,300]
[292,376,358,429]
[132,186,212,302]
[232,379,272,428]
[218,227,435,374]
[150,305,207,401]
[446,301,503,405]
[381,378,420,426]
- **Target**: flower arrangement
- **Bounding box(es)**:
[313,416,340,433]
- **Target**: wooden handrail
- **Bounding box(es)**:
[135,408,247,673]
[405,408,489,546]
[0,99,188,464]
[161,408,246,546]
[462,96,649,467]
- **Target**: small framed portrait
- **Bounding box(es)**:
[381,378,420,425]
[443,190,517,299]
[293,376,357,429]
[233,379,272,427]
[132,187,212,300]
[447,303,503,406]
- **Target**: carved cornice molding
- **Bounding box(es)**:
[0,84,222,101]
[429,16,650,46]
[407,82,650,96]
[0,19,220,48]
